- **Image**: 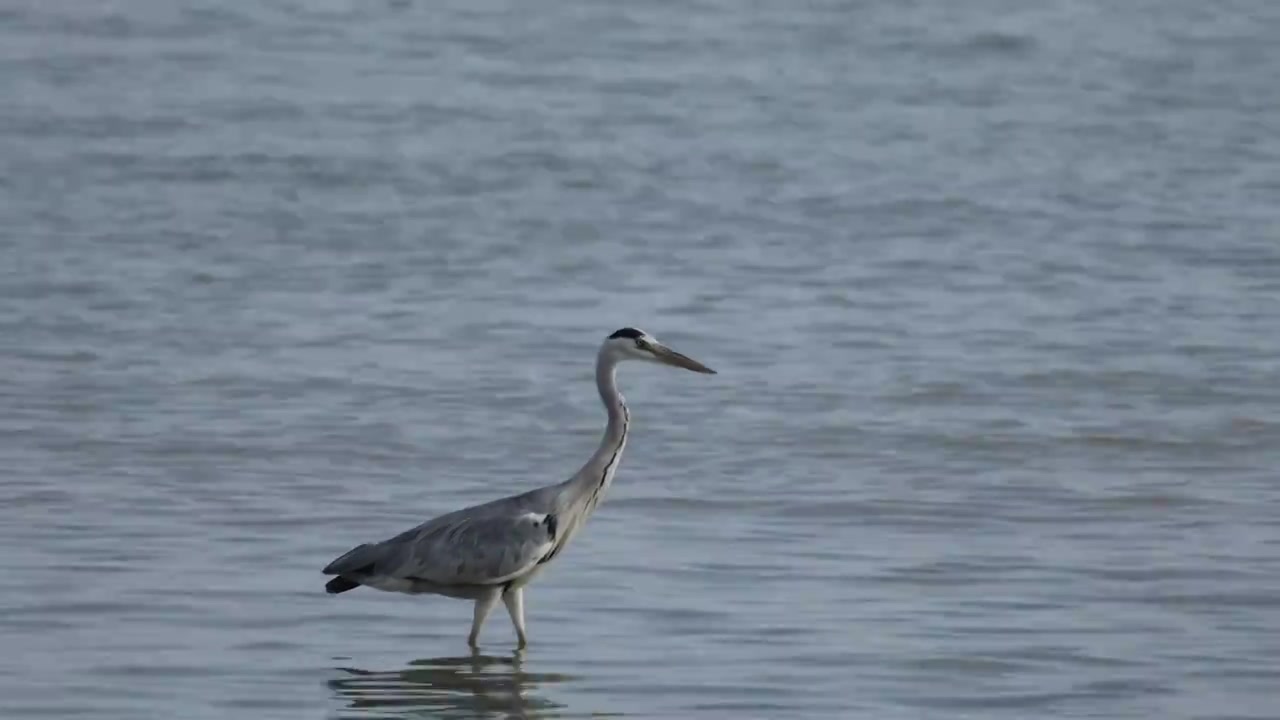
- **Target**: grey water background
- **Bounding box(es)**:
[2,0,1279,717]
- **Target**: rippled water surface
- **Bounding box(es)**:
[3,0,1280,718]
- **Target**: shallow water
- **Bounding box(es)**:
[3,0,1280,718]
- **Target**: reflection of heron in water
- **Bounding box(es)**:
[328,651,580,719]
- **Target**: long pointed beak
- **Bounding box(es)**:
[650,343,716,374]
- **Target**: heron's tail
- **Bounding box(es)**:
[326,576,362,594]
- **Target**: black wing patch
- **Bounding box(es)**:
[537,513,561,565]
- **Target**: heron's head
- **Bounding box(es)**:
[602,327,716,374]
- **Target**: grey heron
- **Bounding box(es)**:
[322,327,715,648]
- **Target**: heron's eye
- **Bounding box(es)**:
[635,339,647,350]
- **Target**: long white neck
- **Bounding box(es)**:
[560,347,629,516]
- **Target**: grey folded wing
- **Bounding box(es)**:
[326,510,558,587]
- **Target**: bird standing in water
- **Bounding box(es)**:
[322,327,716,648]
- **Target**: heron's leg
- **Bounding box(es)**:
[503,586,527,649]
[468,589,501,648]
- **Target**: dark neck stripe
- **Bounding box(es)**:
[591,403,628,504]
[540,400,628,567]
